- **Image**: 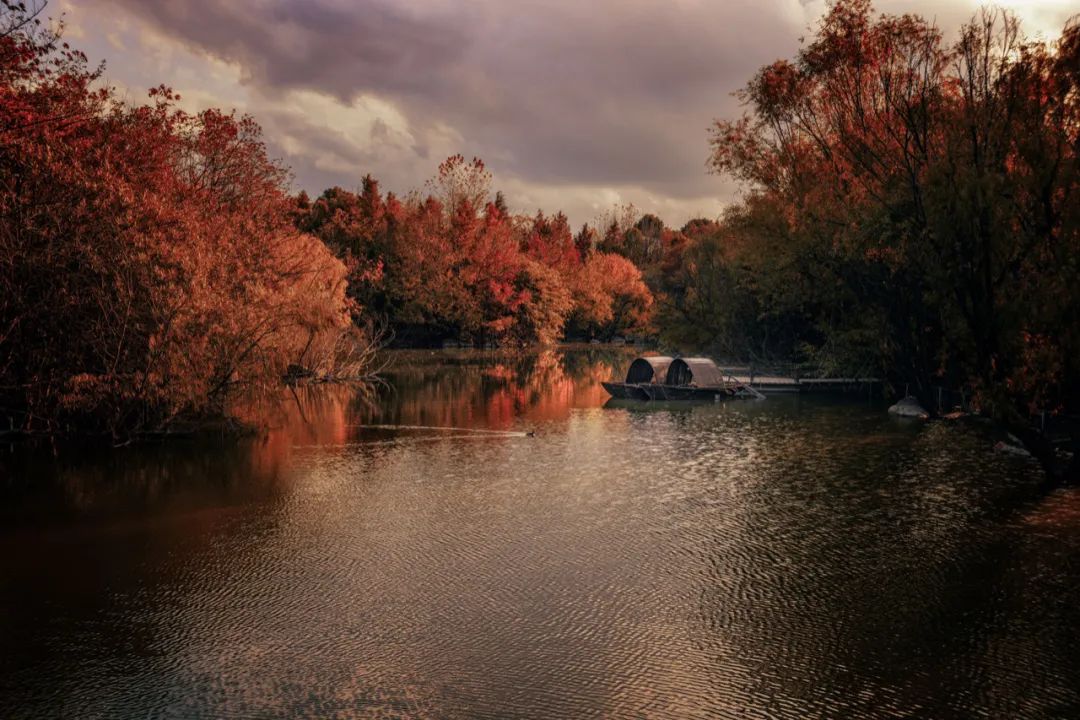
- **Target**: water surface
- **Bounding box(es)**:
[1,348,1078,719]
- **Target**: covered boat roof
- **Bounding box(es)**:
[625,356,673,384]
[665,357,725,387]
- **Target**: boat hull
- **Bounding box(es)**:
[602,381,735,402]
[640,384,734,401]
[601,382,650,400]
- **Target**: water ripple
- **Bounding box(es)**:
[0,360,1075,719]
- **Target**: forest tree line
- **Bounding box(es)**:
[291,157,653,349]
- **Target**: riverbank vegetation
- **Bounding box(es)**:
[0,2,357,438]
[676,0,1080,481]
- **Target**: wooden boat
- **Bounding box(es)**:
[600,356,672,400]
[639,383,734,401]
[600,381,650,400]
[646,358,735,401]
[602,356,754,402]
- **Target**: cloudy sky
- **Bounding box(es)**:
[54,0,1076,228]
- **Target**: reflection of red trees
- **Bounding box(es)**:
[1023,490,1080,532]
[471,351,614,427]
[235,385,357,467]
[242,351,632,451]
[490,352,613,424]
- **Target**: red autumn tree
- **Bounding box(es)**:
[521,211,581,270]
[0,2,354,437]
[567,252,653,341]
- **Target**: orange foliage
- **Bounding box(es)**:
[0,5,353,437]
[568,252,653,340]
[298,169,653,347]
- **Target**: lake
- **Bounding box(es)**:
[1,348,1078,719]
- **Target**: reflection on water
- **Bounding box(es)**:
[1,348,1078,719]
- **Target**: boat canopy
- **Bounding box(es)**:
[625,356,673,384]
[665,357,725,387]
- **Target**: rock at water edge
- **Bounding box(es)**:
[889,396,929,419]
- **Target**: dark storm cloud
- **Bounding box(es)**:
[85,0,817,198]
[104,0,470,97]
[78,0,1050,220]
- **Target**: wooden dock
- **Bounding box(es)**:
[727,374,880,394]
